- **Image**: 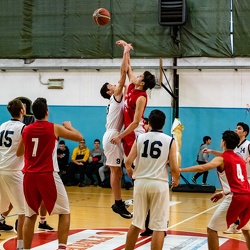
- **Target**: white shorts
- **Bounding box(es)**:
[0,171,25,214]
[24,172,70,217]
[103,130,123,167]
[208,193,250,231]
[132,178,169,231]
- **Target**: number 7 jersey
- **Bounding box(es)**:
[22,120,59,173]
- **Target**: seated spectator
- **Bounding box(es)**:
[85,139,105,186]
[57,140,70,184]
[66,140,90,187]
[98,164,111,188]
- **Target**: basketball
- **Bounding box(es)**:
[93,8,110,26]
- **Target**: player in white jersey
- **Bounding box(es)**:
[125,110,180,250]
[0,98,26,250]
[100,41,133,219]
[204,122,250,234]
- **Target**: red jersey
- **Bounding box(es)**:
[219,150,250,229]
[123,83,147,156]
[219,150,250,194]
[22,120,59,173]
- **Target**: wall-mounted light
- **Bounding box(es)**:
[47,79,64,89]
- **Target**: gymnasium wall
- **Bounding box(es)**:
[1,58,250,188]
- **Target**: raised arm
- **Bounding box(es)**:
[180,156,224,173]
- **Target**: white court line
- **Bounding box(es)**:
[168,203,221,229]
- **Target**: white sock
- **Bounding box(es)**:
[40,216,46,224]
[0,214,5,223]
[17,239,24,248]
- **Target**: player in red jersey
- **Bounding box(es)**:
[110,41,156,155]
[16,97,83,250]
[181,130,250,250]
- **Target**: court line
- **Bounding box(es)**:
[168,203,221,229]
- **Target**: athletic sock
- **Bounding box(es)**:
[58,243,67,249]
[17,240,24,248]
[0,214,5,223]
[115,200,123,207]
[40,216,46,224]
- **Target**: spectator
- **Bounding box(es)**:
[66,140,90,187]
[85,139,105,186]
[57,140,70,184]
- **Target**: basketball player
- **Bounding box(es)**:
[204,122,250,234]
[124,109,180,250]
[100,41,133,219]
[0,98,26,250]
[181,130,250,250]
[16,97,83,250]
[110,43,156,156]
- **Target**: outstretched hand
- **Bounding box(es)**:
[62,121,72,130]
[210,192,224,203]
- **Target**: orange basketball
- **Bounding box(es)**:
[93,8,111,26]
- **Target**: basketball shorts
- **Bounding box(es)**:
[132,178,169,231]
[0,171,25,214]
[208,193,250,231]
[103,130,123,167]
[23,172,70,217]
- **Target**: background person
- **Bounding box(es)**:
[191,136,211,185]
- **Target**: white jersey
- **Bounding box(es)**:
[105,95,123,131]
[234,139,250,180]
[0,119,25,171]
[133,131,174,182]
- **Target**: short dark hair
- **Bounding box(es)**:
[59,140,65,145]
[100,82,111,99]
[203,136,211,144]
[94,139,100,143]
[237,122,249,137]
[222,130,240,150]
[143,71,156,91]
[32,97,48,120]
[7,98,23,118]
[148,109,165,130]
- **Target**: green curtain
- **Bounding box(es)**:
[0,0,241,59]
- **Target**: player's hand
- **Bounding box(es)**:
[210,192,224,203]
[116,40,127,47]
[246,156,250,163]
[172,176,180,187]
[126,167,133,179]
[202,148,211,153]
[124,43,133,53]
[62,121,72,129]
[110,136,121,145]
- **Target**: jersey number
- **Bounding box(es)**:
[0,130,14,147]
[32,138,39,157]
[236,163,245,182]
[141,140,162,159]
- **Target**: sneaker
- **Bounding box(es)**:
[38,221,54,231]
[13,219,18,234]
[111,203,133,219]
[191,177,196,184]
[223,223,241,234]
[0,221,13,231]
[78,182,85,187]
[202,183,210,186]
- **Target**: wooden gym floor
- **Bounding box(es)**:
[0,186,247,249]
